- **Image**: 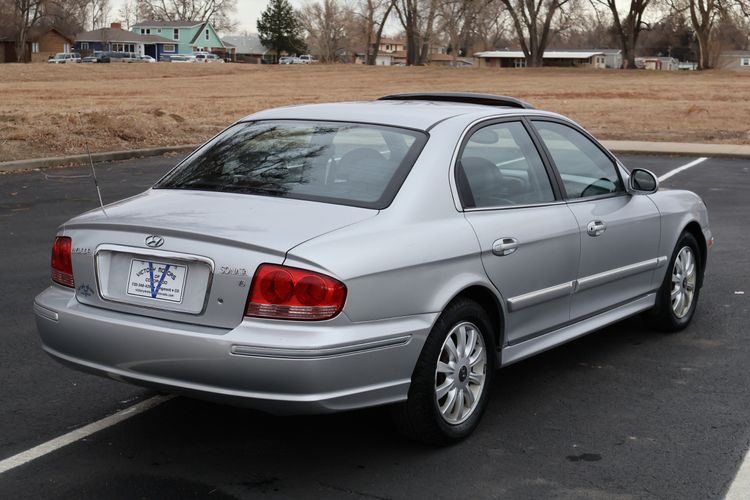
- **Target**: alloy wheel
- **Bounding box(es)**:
[671,246,697,319]
[434,321,487,425]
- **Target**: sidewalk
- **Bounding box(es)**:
[603,140,750,158]
[1,140,749,174]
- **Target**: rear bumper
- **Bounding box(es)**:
[34,286,433,414]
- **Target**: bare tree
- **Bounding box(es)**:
[117,0,140,30]
[356,0,395,64]
[499,0,574,67]
[13,0,44,62]
[301,0,351,62]
[139,0,238,32]
[591,0,653,68]
[88,0,110,29]
[470,0,513,51]
[667,0,719,69]
[394,0,438,65]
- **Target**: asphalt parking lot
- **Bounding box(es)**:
[0,152,748,499]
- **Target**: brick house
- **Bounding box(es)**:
[29,27,75,62]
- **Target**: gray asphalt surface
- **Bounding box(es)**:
[0,153,748,499]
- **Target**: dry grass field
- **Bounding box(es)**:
[1,63,749,162]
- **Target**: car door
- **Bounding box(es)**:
[458,119,580,344]
[531,120,662,321]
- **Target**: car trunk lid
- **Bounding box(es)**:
[64,189,376,329]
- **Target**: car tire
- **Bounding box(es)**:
[648,231,702,332]
[391,298,495,445]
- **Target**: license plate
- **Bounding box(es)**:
[126,259,187,303]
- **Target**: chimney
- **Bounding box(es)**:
[110,22,122,30]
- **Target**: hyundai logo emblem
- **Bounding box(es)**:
[145,235,164,248]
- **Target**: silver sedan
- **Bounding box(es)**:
[34,93,711,444]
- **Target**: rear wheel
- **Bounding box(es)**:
[392,298,495,445]
[649,231,702,332]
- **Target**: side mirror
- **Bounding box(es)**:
[629,168,659,194]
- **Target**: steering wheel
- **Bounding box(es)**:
[580,177,614,198]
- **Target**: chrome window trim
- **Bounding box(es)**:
[93,244,215,315]
[463,200,567,213]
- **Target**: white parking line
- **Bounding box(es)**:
[726,448,750,499]
[658,157,708,182]
[0,394,173,475]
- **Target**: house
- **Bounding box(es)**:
[0,27,29,63]
[358,40,464,66]
[716,51,750,71]
[222,34,271,63]
[28,27,75,62]
[0,25,75,63]
[75,23,175,59]
[474,50,607,68]
[636,56,678,71]
[361,37,406,65]
[378,37,405,54]
[132,20,226,57]
[428,53,473,67]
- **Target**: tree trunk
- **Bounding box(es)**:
[695,29,710,70]
[15,25,28,63]
[620,37,635,69]
[370,1,394,65]
[417,0,437,65]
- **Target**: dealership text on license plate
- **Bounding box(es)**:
[126,259,187,303]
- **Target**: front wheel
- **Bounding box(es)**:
[649,231,702,332]
[391,298,495,445]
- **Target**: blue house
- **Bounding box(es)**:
[131,20,227,58]
[75,23,174,59]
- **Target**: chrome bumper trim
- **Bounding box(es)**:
[231,335,412,359]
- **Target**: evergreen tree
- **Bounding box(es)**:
[257,0,307,61]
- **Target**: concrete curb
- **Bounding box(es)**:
[1,140,749,174]
[603,140,750,158]
[0,144,199,173]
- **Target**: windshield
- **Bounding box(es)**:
[155,120,428,209]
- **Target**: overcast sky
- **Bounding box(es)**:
[108,0,307,35]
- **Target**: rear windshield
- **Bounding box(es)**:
[155,120,428,209]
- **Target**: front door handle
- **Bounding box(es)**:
[492,237,519,256]
[587,220,607,237]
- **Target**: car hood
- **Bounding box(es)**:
[64,188,378,254]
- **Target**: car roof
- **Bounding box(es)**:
[243,99,563,131]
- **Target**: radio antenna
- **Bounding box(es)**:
[86,144,107,217]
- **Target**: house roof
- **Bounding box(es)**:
[75,27,173,44]
[475,50,605,59]
[28,27,75,43]
[133,20,203,28]
[222,34,268,55]
[378,37,405,45]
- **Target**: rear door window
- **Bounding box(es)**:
[456,121,556,208]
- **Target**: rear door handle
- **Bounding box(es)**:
[586,220,607,237]
[492,237,519,256]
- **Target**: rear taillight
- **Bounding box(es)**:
[245,264,346,321]
[51,236,74,288]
